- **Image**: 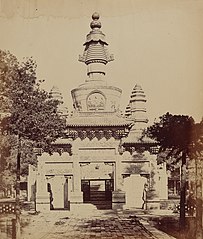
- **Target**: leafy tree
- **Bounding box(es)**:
[145,112,199,230]
[0,134,16,197]
[191,119,203,239]
[0,133,37,196]
[0,50,66,238]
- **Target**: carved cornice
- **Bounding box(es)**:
[122,145,159,155]
[67,128,127,140]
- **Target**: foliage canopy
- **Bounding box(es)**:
[145,112,202,159]
[0,50,66,189]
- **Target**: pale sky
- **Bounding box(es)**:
[0,0,203,124]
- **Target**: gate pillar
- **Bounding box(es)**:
[36,155,50,212]
[112,155,125,209]
[70,155,83,203]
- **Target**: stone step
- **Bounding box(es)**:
[90,200,111,204]
[90,200,112,210]
[90,201,112,210]
[90,191,107,200]
[90,191,106,195]
[90,193,106,196]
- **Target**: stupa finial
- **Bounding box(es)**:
[90,12,101,30]
[79,13,114,78]
[92,12,100,20]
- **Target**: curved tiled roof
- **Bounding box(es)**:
[85,31,106,44]
[122,135,157,145]
[67,113,132,127]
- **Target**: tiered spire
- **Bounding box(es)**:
[130,84,148,124]
[49,86,63,103]
[124,84,148,141]
[50,86,68,117]
[79,12,114,79]
[125,104,132,118]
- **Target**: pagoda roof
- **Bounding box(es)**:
[67,112,132,127]
[52,138,72,145]
[122,135,157,145]
[79,12,114,66]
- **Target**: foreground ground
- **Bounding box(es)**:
[18,205,175,239]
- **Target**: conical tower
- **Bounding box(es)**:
[130,84,148,125]
[123,84,148,141]
[50,86,63,102]
[50,86,68,117]
[125,104,132,118]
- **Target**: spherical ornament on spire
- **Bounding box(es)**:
[90,12,101,29]
[92,12,100,20]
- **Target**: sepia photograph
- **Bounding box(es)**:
[0,1,203,238]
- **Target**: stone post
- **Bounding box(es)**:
[36,154,50,212]
[112,155,125,210]
[146,154,160,210]
[158,162,168,200]
[70,142,83,204]
[27,165,37,202]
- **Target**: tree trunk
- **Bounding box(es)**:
[195,157,203,239]
[15,136,21,239]
[179,151,187,229]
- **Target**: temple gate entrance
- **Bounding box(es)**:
[81,179,114,209]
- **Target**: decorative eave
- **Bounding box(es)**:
[34,139,72,156]
[84,32,107,45]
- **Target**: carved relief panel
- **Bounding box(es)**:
[87,91,106,111]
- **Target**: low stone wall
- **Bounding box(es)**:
[145,200,160,210]
[0,200,16,214]
[112,191,125,210]
[160,199,179,210]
